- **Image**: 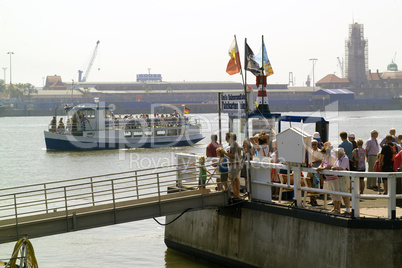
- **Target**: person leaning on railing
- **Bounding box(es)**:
[316,142,341,213]
[216,147,229,191]
[331,148,352,216]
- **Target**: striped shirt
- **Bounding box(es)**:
[365,137,379,156]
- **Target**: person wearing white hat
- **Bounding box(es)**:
[348,133,357,150]
[365,130,380,189]
[313,132,323,149]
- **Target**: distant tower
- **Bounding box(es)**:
[345,23,368,88]
[288,72,294,86]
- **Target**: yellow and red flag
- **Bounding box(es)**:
[184,107,190,114]
[226,37,242,75]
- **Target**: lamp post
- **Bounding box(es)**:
[7,52,14,85]
[309,58,318,92]
[2,67,6,85]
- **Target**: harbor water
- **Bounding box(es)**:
[0,110,400,267]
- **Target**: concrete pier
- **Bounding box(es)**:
[165,201,402,267]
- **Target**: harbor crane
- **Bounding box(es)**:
[78,40,100,82]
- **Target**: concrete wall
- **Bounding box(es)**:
[165,203,402,267]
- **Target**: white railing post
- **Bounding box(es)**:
[111,180,117,223]
[157,173,162,215]
[64,187,69,231]
[293,164,302,207]
[135,171,139,199]
[44,184,49,213]
[13,194,19,239]
[388,174,396,220]
[90,177,95,206]
[351,176,360,218]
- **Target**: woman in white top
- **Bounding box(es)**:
[250,132,270,161]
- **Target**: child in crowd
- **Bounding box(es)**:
[216,148,228,191]
[197,156,213,194]
[352,139,366,194]
[373,152,383,194]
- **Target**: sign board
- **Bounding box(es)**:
[137,74,162,82]
[219,92,253,112]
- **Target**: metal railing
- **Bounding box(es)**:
[0,162,223,225]
[249,161,402,219]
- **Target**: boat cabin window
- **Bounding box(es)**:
[124,131,132,137]
[133,131,142,137]
[105,109,113,118]
[86,109,96,119]
[168,129,177,136]
[144,130,153,136]
[156,130,166,136]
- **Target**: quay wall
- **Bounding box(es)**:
[165,202,402,267]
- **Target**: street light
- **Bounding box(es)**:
[7,52,14,85]
[309,58,318,92]
[2,67,6,85]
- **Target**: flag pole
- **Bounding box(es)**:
[261,35,265,113]
[244,37,251,198]
[234,35,245,87]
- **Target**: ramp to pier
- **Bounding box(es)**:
[0,164,228,243]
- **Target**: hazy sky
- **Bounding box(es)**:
[1,0,401,87]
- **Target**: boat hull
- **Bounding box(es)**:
[44,131,204,150]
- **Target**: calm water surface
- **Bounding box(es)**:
[0,110,400,267]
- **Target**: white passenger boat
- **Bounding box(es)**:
[44,99,204,150]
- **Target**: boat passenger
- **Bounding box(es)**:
[50,116,57,132]
[57,118,65,129]
[72,114,78,132]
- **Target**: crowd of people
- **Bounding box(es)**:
[197,127,402,214]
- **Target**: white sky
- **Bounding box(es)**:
[1,0,401,87]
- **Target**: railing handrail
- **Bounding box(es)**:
[249,159,402,219]
[0,162,200,197]
[0,161,225,225]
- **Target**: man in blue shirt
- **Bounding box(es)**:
[339,131,354,171]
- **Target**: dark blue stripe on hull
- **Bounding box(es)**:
[45,137,204,151]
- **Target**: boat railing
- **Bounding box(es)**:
[107,117,190,130]
[249,160,402,219]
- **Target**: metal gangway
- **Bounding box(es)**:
[0,156,228,244]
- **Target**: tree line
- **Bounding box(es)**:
[0,80,38,99]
